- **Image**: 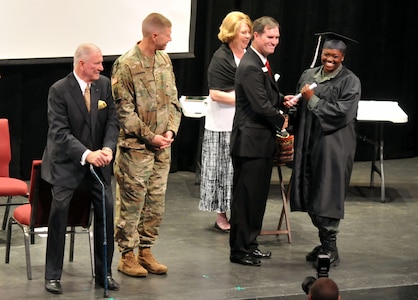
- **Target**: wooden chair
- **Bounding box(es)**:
[260,135,293,243]
[5,160,94,280]
[0,118,29,230]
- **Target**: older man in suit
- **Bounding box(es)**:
[229,16,287,266]
[42,43,119,294]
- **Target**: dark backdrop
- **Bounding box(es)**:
[1,0,417,179]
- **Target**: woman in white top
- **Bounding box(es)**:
[199,11,252,232]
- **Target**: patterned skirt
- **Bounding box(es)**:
[199,129,233,212]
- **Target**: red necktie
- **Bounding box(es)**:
[265,61,273,77]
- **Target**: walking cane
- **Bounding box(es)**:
[90,164,109,298]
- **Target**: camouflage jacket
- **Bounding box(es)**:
[111,42,181,149]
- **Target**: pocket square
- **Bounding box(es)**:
[98,100,107,110]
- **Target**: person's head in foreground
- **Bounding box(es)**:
[308,277,341,300]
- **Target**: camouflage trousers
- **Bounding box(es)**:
[114,146,171,252]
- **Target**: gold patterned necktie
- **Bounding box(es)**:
[84,84,90,112]
[265,61,273,77]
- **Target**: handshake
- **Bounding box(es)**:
[278,82,318,138]
[284,82,317,108]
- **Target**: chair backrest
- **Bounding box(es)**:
[0,119,12,177]
[28,160,92,229]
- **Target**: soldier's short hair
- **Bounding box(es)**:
[142,13,172,37]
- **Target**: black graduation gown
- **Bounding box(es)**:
[290,66,361,219]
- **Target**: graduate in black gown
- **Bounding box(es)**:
[284,32,361,267]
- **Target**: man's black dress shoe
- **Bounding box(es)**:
[45,279,63,294]
[95,276,120,291]
[252,249,272,259]
[230,254,261,266]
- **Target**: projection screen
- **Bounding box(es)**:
[0,0,196,65]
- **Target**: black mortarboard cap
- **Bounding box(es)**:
[309,31,358,67]
[314,31,358,52]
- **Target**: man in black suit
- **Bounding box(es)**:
[42,43,119,294]
[229,16,287,266]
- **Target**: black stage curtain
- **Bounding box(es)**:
[1,0,417,179]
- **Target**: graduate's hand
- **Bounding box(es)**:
[301,83,315,100]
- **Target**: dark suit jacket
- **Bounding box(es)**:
[42,73,119,188]
[230,47,285,158]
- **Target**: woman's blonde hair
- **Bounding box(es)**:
[218,11,252,43]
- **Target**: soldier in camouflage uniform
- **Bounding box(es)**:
[111,13,181,277]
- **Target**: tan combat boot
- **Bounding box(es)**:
[118,250,148,277]
[138,247,168,274]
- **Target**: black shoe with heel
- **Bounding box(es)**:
[214,222,230,233]
[306,245,322,262]
[45,279,63,294]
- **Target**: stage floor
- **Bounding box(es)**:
[1,157,418,299]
